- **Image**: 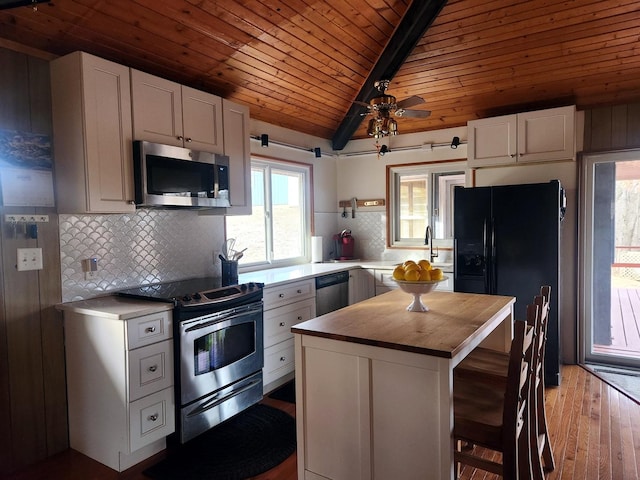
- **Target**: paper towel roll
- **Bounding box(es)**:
[311,236,323,263]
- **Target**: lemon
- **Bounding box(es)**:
[430,268,443,280]
[404,262,420,272]
[418,259,432,271]
[404,269,421,281]
[403,260,417,268]
[392,265,405,280]
[419,269,432,281]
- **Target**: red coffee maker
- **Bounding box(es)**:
[333,229,355,260]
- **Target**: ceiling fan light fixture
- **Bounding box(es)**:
[389,119,398,135]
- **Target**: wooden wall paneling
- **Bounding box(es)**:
[583,102,640,152]
[0,47,67,475]
[2,207,48,469]
[27,56,53,135]
[36,209,67,456]
[625,103,640,147]
[611,104,630,150]
[0,49,30,131]
[0,209,11,475]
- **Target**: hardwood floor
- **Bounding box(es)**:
[5,365,639,480]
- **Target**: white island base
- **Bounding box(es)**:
[293,290,514,480]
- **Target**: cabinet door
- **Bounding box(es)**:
[517,106,575,163]
[182,86,223,154]
[131,69,183,147]
[51,51,135,213]
[223,99,252,214]
[348,269,375,304]
[467,114,517,167]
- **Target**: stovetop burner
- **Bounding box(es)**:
[117,276,263,310]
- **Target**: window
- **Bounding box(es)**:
[388,163,466,246]
[226,158,311,268]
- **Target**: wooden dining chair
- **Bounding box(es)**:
[453,307,536,479]
[454,286,555,477]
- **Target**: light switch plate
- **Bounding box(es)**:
[17,248,43,271]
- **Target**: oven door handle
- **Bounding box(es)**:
[182,305,261,334]
[186,377,262,417]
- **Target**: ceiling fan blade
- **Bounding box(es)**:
[395,109,431,118]
[396,95,426,109]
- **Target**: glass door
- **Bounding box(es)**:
[581,151,640,368]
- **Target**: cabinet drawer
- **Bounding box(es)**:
[129,387,175,453]
[264,338,295,385]
[263,279,314,310]
[128,340,173,401]
[127,311,172,349]
[264,298,315,348]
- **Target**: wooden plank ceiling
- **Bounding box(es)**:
[0,0,639,150]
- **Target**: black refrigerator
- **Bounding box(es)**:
[453,180,565,386]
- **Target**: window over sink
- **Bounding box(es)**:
[226,157,311,268]
[387,162,467,246]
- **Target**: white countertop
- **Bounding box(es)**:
[239,260,452,288]
[56,295,173,319]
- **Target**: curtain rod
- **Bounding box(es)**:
[338,140,467,158]
[250,135,467,158]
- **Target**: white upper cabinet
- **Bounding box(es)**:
[468,105,576,167]
[50,51,135,213]
[131,69,223,154]
[222,99,252,215]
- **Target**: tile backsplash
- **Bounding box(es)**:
[60,209,225,301]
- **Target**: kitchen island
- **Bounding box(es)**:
[292,289,515,480]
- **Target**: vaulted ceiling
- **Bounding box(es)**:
[1,0,639,150]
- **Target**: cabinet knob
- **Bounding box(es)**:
[127,200,135,205]
[148,365,158,373]
[147,413,159,422]
[185,137,192,143]
[279,293,285,298]
[279,356,286,362]
[297,289,302,294]
[177,135,184,141]
[297,316,303,320]
[279,322,285,327]
[510,154,517,158]
[145,326,156,333]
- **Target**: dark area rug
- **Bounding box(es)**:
[143,404,295,480]
[268,380,296,403]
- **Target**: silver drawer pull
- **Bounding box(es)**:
[147,413,159,422]
[279,356,286,362]
[148,365,158,373]
[279,293,285,298]
[279,322,285,327]
[145,326,156,333]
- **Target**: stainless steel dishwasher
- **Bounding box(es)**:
[315,271,349,316]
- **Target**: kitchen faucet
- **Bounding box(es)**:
[424,225,439,263]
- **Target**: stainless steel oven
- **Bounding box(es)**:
[119,278,264,443]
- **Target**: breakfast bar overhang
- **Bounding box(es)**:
[292,289,516,480]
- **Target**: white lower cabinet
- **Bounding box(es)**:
[59,299,175,472]
[262,280,315,393]
[348,268,375,304]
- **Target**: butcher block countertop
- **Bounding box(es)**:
[291,289,515,359]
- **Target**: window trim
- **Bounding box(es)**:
[227,155,313,272]
[386,160,468,248]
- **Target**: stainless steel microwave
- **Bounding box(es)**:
[133,140,230,208]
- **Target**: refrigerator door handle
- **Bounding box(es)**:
[483,219,490,293]
[490,217,497,294]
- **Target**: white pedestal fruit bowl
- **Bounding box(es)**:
[394,277,449,312]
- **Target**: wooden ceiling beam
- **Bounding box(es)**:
[331,0,448,151]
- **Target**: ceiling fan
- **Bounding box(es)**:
[355,80,431,139]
